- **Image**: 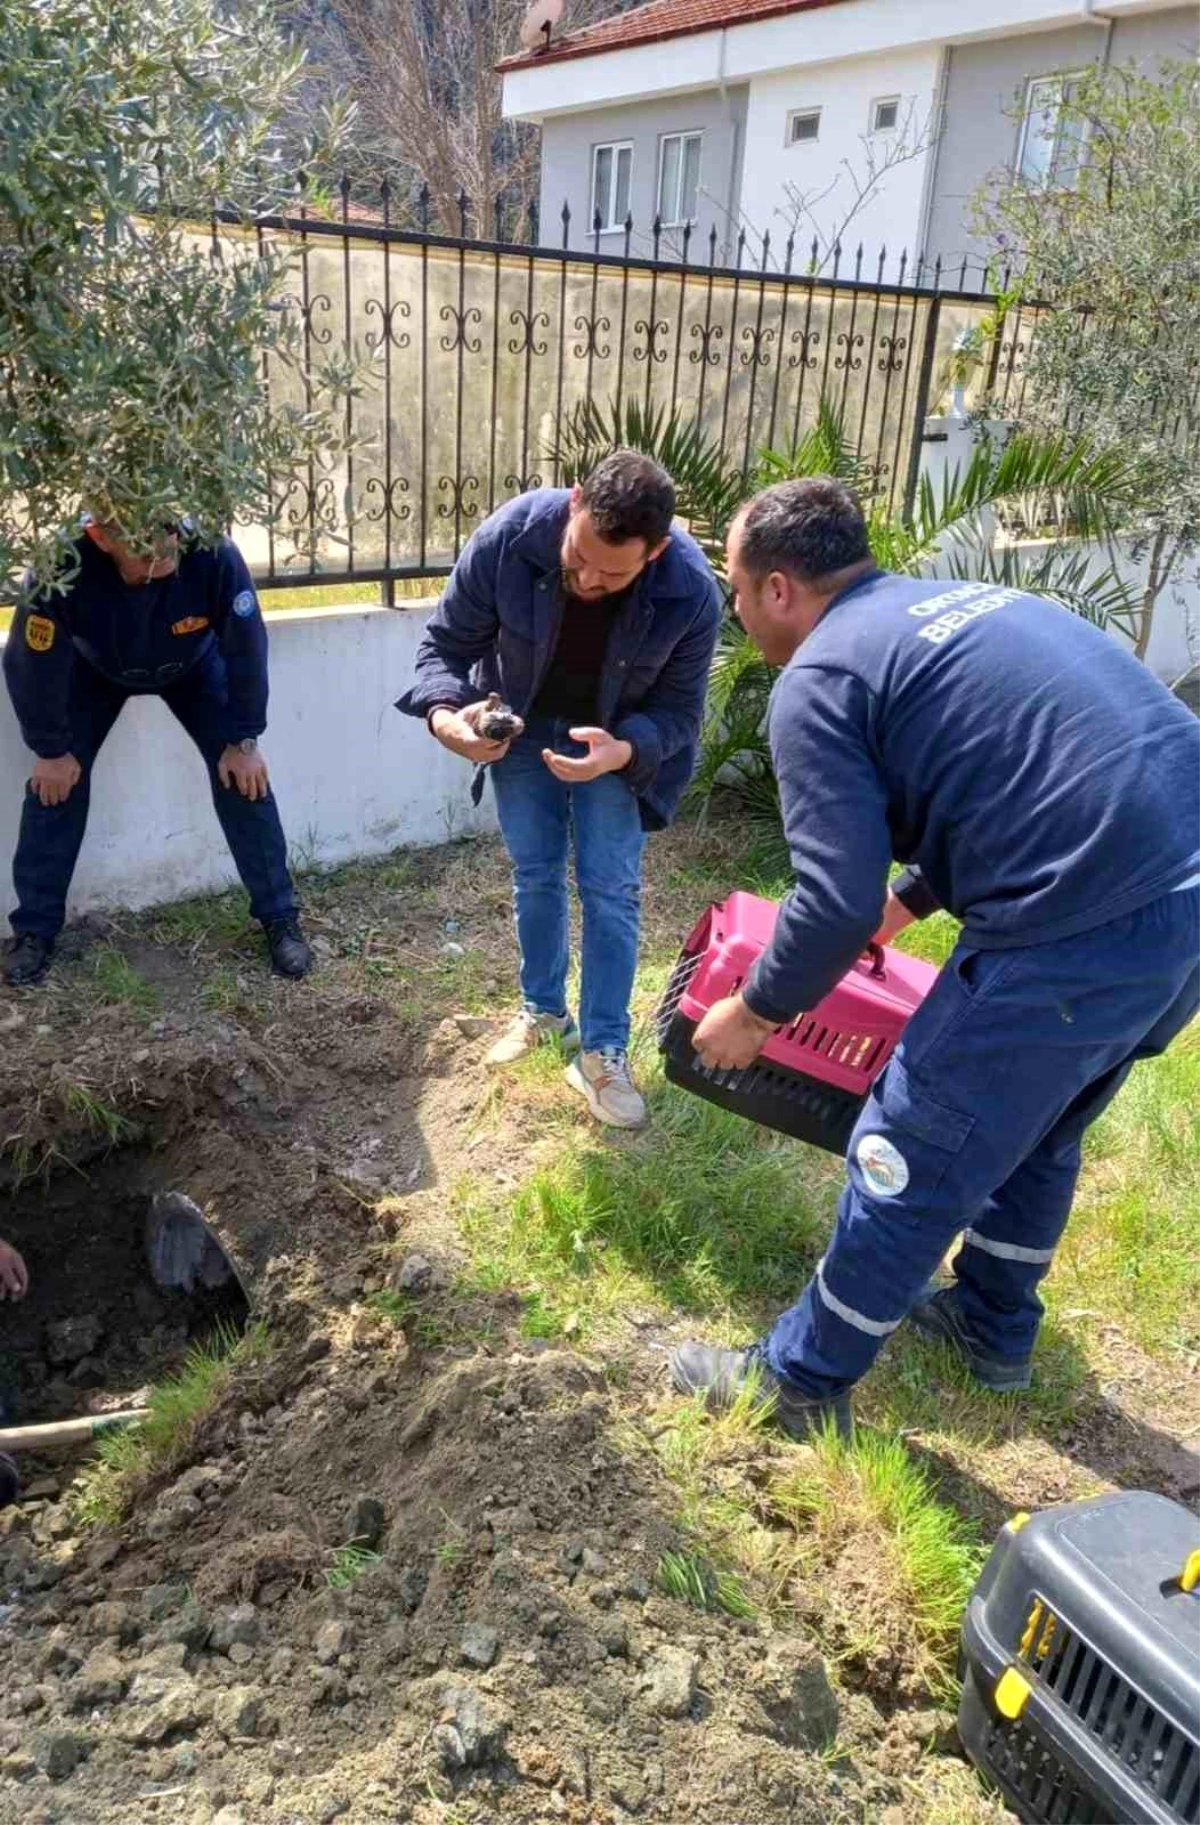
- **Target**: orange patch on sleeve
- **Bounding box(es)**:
[25,614,56,653]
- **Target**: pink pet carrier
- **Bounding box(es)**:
[655,890,940,1154]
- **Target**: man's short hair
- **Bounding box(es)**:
[738,477,871,585]
[579,449,676,547]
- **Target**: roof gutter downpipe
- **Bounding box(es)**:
[716,28,743,265]
[1079,0,1116,64]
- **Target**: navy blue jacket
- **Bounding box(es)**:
[744,569,1200,1023]
[396,489,723,829]
[4,535,268,759]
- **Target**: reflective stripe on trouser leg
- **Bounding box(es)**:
[814,1259,904,1336]
[962,1231,1055,1265]
[763,1168,969,1400]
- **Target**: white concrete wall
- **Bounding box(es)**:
[737,43,943,263]
[0,604,496,922]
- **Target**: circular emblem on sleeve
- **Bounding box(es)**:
[855,1133,910,1198]
[232,589,258,618]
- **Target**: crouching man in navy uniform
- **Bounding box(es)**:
[672,478,1200,1439]
[398,452,722,1129]
[3,521,311,986]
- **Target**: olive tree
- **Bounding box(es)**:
[978,60,1200,660]
[0,0,354,597]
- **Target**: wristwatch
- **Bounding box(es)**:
[236,738,258,755]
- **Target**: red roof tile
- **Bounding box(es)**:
[499,0,848,73]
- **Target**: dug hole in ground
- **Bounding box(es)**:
[0,830,1195,1825]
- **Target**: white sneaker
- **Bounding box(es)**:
[565,1048,646,1129]
[485,1008,580,1069]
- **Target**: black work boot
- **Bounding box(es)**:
[670,1340,853,1442]
[3,933,53,988]
[908,1285,1033,1393]
[264,917,312,980]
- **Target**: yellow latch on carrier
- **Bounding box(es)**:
[995,1667,1033,1720]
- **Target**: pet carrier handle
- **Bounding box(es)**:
[859,942,887,979]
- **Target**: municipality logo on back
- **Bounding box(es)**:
[856,1133,910,1197]
[232,589,257,618]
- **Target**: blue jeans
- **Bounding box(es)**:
[490,717,646,1053]
[765,885,1200,1399]
[11,647,297,941]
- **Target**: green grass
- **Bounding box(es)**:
[90,944,162,1013]
[71,1321,271,1528]
[770,1425,985,1697]
[366,1288,416,1326]
[1058,1025,1200,1356]
[326,1544,383,1588]
[56,1079,139,1146]
[458,1059,837,1338]
[145,885,254,952]
[657,1548,756,1618]
[260,577,438,612]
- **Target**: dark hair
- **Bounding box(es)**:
[579,449,676,547]
[737,477,871,585]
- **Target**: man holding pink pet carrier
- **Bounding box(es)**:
[671,476,1200,1441]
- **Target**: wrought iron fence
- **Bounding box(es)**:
[227,186,1043,592]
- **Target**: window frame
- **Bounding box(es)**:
[785,107,822,148]
[656,129,703,228]
[1015,70,1089,189]
[869,94,901,135]
[590,139,634,234]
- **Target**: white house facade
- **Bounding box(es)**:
[499,0,1197,276]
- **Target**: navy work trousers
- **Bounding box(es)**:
[10,649,296,942]
[765,885,1200,1398]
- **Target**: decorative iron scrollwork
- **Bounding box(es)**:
[508,309,550,356]
[633,317,670,365]
[688,321,724,367]
[439,304,483,355]
[363,297,412,352]
[573,313,611,360]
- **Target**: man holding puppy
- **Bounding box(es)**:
[398,453,722,1127]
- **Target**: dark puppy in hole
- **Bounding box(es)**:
[145,1192,234,1295]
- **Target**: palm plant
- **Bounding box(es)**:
[548,397,1140,831]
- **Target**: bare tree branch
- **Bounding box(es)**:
[284,0,636,235]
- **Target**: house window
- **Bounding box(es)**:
[870,95,900,134]
[591,141,633,232]
[657,131,702,226]
[786,108,821,146]
[1017,73,1088,187]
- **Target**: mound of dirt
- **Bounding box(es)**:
[0,840,1013,1824]
[0,1327,918,1825]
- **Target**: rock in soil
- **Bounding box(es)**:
[68,1651,128,1709]
[427,1679,509,1769]
[314,1619,351,1665]
[740,1639,840,1750]
[212,1684,266,1739]
[344,1494,386,1549]
[45,1315,103,1365]
[460,1622,500,1668]
[210,1603,260,1651]
[31,1728,90,1780]
[639,1647,699,1718]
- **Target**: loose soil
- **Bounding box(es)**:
[0,831,1193,1825]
